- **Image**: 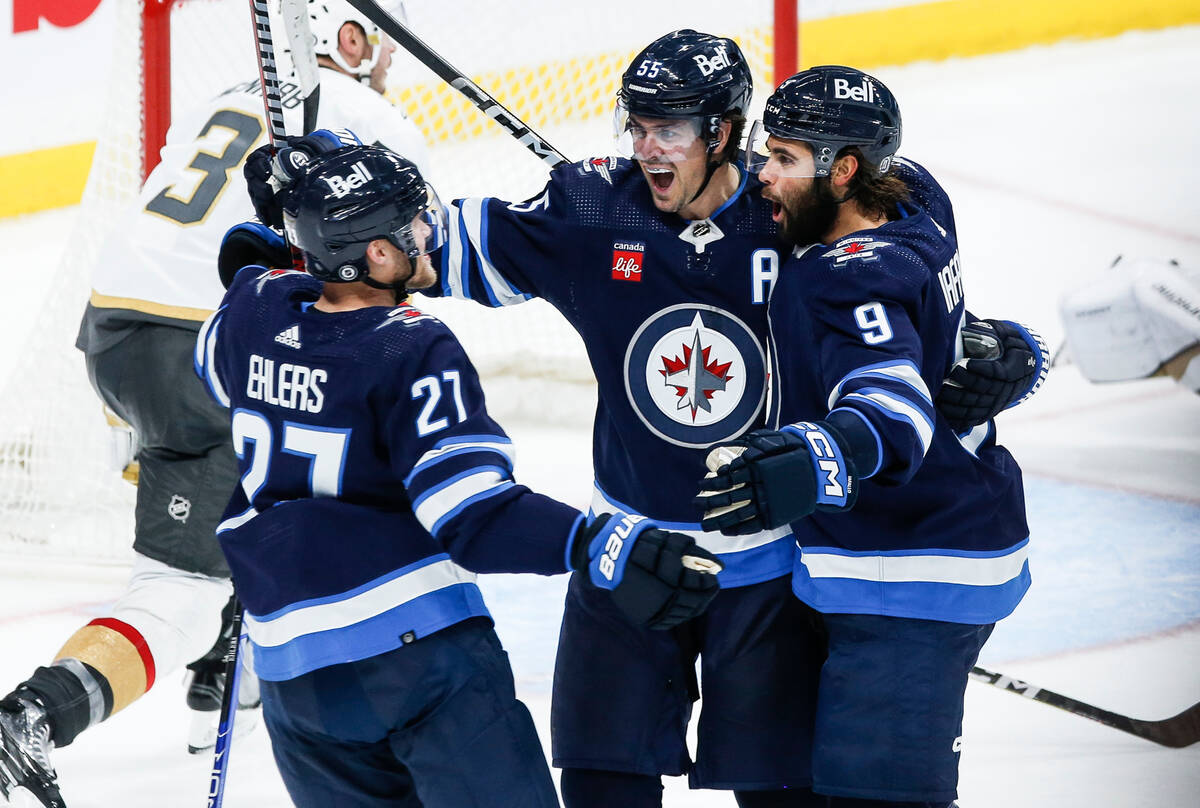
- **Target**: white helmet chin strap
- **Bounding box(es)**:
[326,41,380,79]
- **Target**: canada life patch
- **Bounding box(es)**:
[612,240,645,282]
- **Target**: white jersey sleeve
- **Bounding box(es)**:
[88,68,428,326]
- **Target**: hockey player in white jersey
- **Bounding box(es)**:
[1060,255,1200,393]
[0,3,426,805]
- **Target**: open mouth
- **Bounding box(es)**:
[644,165,674,194]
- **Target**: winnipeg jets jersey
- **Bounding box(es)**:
[81,68,428,352]
[767,158,1030,625]
[430,159,792,587]
[194,267,581,681]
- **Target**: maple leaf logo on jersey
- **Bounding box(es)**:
[822,236,891,265]
[659,329,734,420]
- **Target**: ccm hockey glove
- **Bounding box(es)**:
[937,319,1049,432]
[696,423,859,536]
[243,128,362,228]
[570,513,722,630]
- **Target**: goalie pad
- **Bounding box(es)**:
[1059,256,1200,389]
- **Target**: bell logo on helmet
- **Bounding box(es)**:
[693,45,732,77]
[833,77,877,103]
[321,161,374,198]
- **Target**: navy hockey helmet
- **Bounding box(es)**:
[615,30,752,158]
[749,65,901,177]
[282,145,446,284]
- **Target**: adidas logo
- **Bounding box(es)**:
[274,325,301,349]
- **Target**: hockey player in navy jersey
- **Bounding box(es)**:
[698,66,1046,807]
[237,30,1044,808]
[195,145,720,808]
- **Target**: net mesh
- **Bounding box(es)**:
[0,0,779,562]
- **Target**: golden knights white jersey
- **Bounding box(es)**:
[87,68,428,332]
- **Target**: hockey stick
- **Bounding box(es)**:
[204,5,292,805]
[343,0,569,170]
[969,665,1200,748]
[279,0,321,134]
[249,0,288,146]
[206,601,246,808]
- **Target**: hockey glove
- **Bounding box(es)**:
[936,319,1049,432]
[571,513,722,630]
[695,423,859,536]
[217,222,292,288]
[244,129,362,228]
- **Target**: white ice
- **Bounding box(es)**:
[1,25,1198,808]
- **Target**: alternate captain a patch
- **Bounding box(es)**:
[612,240,645,282]
[624,304,766,447]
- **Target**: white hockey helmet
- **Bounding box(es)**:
[307,0,402,78]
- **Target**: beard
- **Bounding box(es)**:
[778,178,840,248]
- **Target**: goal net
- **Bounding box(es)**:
[0,0,784,563]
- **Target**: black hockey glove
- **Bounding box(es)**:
[695,423,859,536]
[936,319,1049,433]
[243,128,362,228]
[217,222,292,288]
[571,513,722,630]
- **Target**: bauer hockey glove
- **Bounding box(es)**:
[695,423,859,536]
[570,513,722,630]
[936,319,1049,433]
[217,222,292,288]
[244,128,362,228]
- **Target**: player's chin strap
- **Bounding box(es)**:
[684,116,728,206]
[361,274,410,302]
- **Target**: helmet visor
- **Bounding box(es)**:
[744,120,823,179]
[613,97,705,164]
[390,184,448,258]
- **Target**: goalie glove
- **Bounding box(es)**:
[570,513,722,630]
[937,319,1049,433]
[695,423,859,536]
[244,128,362,228]
[217,222,292,288]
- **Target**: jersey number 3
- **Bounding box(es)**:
[145,109,263,226]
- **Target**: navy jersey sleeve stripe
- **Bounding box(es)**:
[411,466,515,536]
[404,434,516,488]
[839,387,935,457]
[196,309,231,408]
[443,198,531,307]
[827,359,932,409]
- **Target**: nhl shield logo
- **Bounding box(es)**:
[624,304,766,447]
[168,494,191,523]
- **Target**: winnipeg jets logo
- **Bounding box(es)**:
[376,304,439,329]
[625,305,765,447]
[579,156,619,185]
[659,317,734,420]
[822,236,891,265]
